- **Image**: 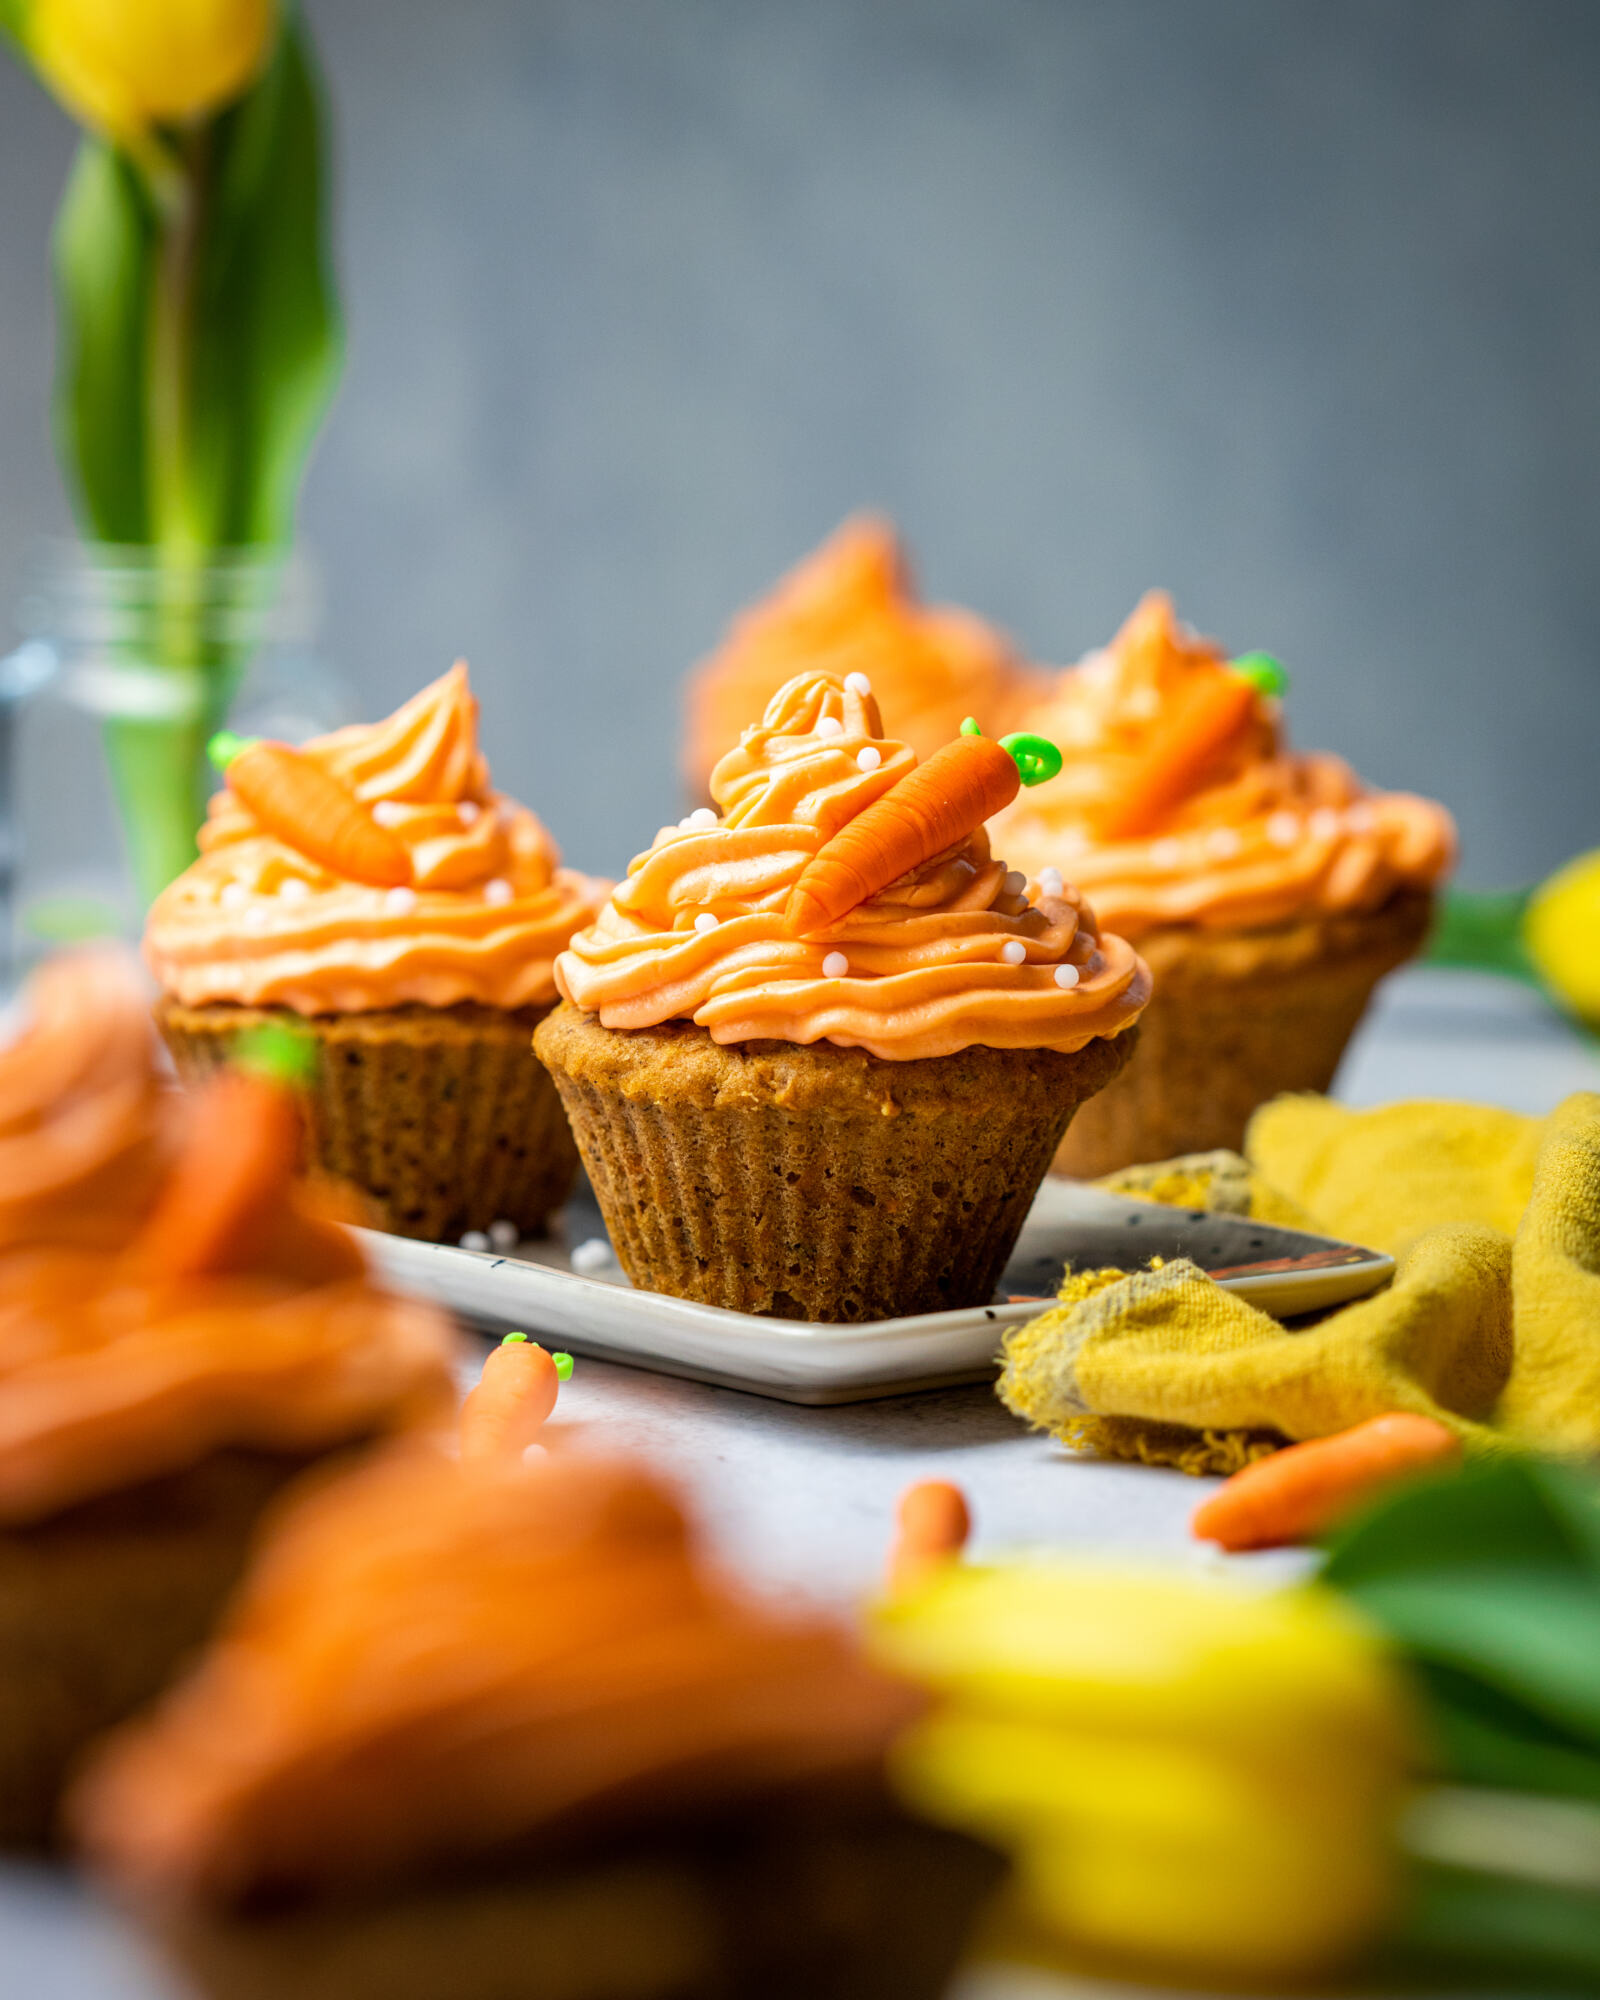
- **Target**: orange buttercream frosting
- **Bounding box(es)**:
[683,516,1045,794]
[0,950,455,1524]
[76,1448,918,1903]
[558,671,1150,1061]
[990,593,1457,936]
[145,664,610,1014]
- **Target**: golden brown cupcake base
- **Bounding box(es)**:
[158,1001,578,1243]
[0,1450,317,1851]
[149,1806,1002,2000]
[535,1004,1135,1321]
[1051,890,1434,1179]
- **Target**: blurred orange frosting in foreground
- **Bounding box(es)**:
[991,593,1457,934]
[75,1447,919,1904]
[560,669,1149,1059]
[682,517,1045,798]
[145,663,610,1014]
[0,950,455,1523]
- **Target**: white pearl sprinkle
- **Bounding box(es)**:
[1001,939,1027,966]
[1149,838,1184,870]
[693,911,720,933]
[822,951,849,978]
[243,905,269,928]
[371,800,405,828]
[570,1236,613,1275]
[1309,807,1343,842]
[1004,869,1027,897]
[1206,828,1243,861]
[1039,867,1065,897]
[220,882,248,910]
[488,1218,519,1251]
[457,800,480,825]
[843,672,872,696]
[1346,802,1377,834]
[1266,811,1302,848]
[279,878,310,902]
[686,806,718,827]
[1054,963,1081,990]
[459,1230,491,1252]
[815,714,844,739]
[483,878,513,904]
[856,745,882,772]
[384,886,417,916]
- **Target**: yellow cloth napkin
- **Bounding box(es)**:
[999,1093,1600,1472]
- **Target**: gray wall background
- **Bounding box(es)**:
[2,0,1597,889]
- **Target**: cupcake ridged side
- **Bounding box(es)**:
[158,1001,577,1243]
[535,1005,1135,1322]
[1052,888,1434,1179]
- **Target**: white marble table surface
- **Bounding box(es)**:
[4,966,1596,1998]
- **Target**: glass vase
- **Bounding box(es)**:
[0,542,351,978]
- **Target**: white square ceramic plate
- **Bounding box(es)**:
[362,1178,1393,1405]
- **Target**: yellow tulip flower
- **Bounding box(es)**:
[1525,847,1600,1028]
[872,1561,1418,1985]
[27,0,276,143]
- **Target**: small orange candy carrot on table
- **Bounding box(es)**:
[885,1478,972,1593]
[1191,1412,1463,1552]
[787,722,1062,937]
[459,1334,573,1471]
[209,732,412,889]
[1088,665,1261,842]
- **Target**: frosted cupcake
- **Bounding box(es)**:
[75,1445,999,2000]
[0,949,455,1846]
[990,594,1457,1176]
[683,515,1045,798]
[540,669,1148,1321]
[146,663,610,1241]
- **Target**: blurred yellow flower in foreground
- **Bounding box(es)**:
[1525,847,1600,1028]
[872,1562,1417,1985]
[27,0,276,142]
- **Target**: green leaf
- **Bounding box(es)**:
[183,13,342,546]
[51,139,155,542]
[0,1,26,49]
[1425,886,1539,982]
[1394,1862,1600,1989]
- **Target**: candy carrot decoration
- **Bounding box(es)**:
[1089,667,1260,842]
[1191,1413,1462,1552]
[459,1334,572,1470]
[886,1478,971,1593]
[209,733,412,889]
[787,722,1061,936]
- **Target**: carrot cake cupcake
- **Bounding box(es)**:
[991,594,1456,1177]
[0,948,455,1846]
[145,662,610,1242]
[539,669,1149,1321]
[75,1439,1000,2000]
[683,515,1045,799]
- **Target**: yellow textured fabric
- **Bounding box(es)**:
[1005,1092,1600,1469]
[1245,1095,1544,1255]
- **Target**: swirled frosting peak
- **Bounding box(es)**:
[557,670,1149,1061]
[145,664,610,1014]
[682,516,1045,793]
[990,593,1457,935]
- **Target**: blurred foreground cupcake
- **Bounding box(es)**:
[540,670,1148,1320]
[683,515,1044,798]
[146,663,610,1241]
[991,595,1456,1176]
[0,949,454,1846]
[75,1433,1000,2000]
